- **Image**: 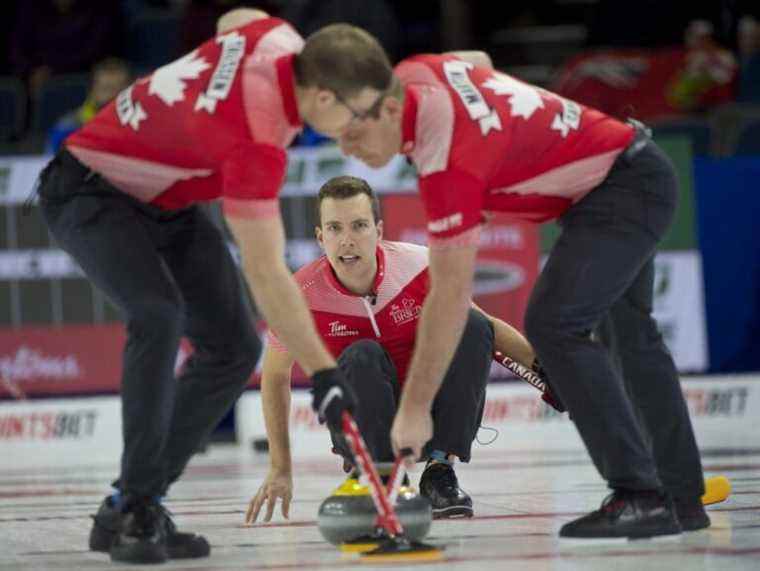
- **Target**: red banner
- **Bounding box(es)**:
[0,321,307,398]
[381,195,539,332]
[0,324,126,398]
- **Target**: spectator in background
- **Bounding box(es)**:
[47,59,132,153]
[737,15,760,101]
[688,1,760,55]
[10,0,124,95]
[665,20,738,114]
[739,15,760,59]
[554,15,740,122]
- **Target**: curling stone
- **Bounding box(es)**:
[317,476,432,545]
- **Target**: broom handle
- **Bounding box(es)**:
[493,351,547,392]
[341,411,404,537]
[386,447,413,506]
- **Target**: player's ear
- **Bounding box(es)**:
[315,225,325,248]
[376,220,383,240]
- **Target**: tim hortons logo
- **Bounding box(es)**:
[390,298,422,326]
[0,346,81,383]
[327,321,359,337]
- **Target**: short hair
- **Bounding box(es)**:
[316,176,381,225]
[294,24,393,99]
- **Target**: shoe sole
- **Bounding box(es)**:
[110,543,168,564]
[559,530,683,546]
[167,536,211,558]
[679,514,712,532]
[432,505,474,519]
[681,522,711,533]
[92,525,210,559]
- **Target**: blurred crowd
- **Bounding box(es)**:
[1,0,759,154]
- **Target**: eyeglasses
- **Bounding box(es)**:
[334,88,387,124]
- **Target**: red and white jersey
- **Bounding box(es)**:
[395,54,636,246]
[66,17,304,219]
[269,241,430,385]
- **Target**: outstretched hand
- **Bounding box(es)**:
[245,469,293,525]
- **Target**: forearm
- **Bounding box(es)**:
[401,286,471,412]
[245,260,335,376]
[262,372,292,472]
[487,313,536,368]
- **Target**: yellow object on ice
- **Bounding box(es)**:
[702,475,731,506]
[333,477,369,497]
[340,541,380,553]
[332,478,416,498]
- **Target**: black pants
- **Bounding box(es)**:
[38,150,260,497]
[330,309,494,464]
[525,139,705,500]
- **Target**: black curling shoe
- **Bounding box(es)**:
[89,495,210,563]
[419,462,473,519]
[560,489,682,542]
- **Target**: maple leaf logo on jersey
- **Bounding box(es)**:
[482,73,544,120]
[149,51,211,106]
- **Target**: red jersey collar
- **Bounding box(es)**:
[400,86,418,155]
[275,54,303,128]
[325,244,386,298]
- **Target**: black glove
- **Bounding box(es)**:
[532,358,567,413]
[311,368,357,432]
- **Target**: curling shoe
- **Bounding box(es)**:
[673,496,711,531]
[419,462,473,519]
[89,495,210,563]
[560,489,682,542]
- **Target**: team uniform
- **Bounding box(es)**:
[396,54,635,244]
[37,17,302,505]
[270,240,494,465]
[395,54,705,517]
[67,17,303,216]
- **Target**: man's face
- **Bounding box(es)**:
[336,95,403,168]
[305,87,383,140]
[316,194,383,289]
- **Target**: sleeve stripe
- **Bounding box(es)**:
[428,225,483,250]
[222,197,279,219]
